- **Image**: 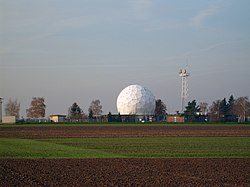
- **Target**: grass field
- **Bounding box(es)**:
[1,137,249,159]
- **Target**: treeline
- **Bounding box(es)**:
[184,95,250,123]
[4,97,104,122]
[3,95,250,123]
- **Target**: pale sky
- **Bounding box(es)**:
[1,0,250,117]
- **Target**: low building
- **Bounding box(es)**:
[49,115,66,123]
[166,115,184,123]
[2,116,16,124]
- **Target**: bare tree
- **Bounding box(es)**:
[199,102,208,115]
[233,96,250,122]
[26,97,46,118]
[5,98,20,119]
[88,99,103,117]
[208,100,222,122]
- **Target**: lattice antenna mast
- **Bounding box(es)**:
[179,68,190,113]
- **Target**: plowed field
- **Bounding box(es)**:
[1,125,250,138]
[1,158,250,186]
[1,125,250,186]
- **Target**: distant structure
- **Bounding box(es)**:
[166,115,185,123]
[179,68,190,113]
[49,115,66,123]
[2,116,16,124]
[117,84,156,115]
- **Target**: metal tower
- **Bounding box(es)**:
[179,68,190,113]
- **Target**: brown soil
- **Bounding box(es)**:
[1,158,249,187]
[1,125,250,138]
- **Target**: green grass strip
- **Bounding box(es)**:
[1,137,249,159]
[44,137,250,158]
[0,138,123,159]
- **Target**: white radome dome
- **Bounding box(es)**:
[117,84,156,115]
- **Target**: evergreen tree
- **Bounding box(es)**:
[228,95,235,115]
[184,100,200,122]
[88,109,94,119]
[117,113,122,122]
[107,112,112,122]
[68,102,83,121]
[154,99,167,121]
[220,98,228,119]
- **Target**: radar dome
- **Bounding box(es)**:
[117,84,156,115]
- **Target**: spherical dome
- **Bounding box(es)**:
[117,85,156,115]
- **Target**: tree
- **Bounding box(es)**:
[208,99,222,122]
[107,112,112,122]
[208,96,236,122]
[26,97,46,118]
[199,102,208,115]
[232,96,250,122]
[184,100,200,122]
[225,95,236,122]
[228,95,235,115]
[88,109,94,119]
[88,99,103,117]
[216,98,228,122]
[154,99,167,121]
[5,98,21,119]
[68,102,83,121]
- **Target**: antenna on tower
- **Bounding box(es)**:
[179,67,190,113]
[186,58,189,67]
